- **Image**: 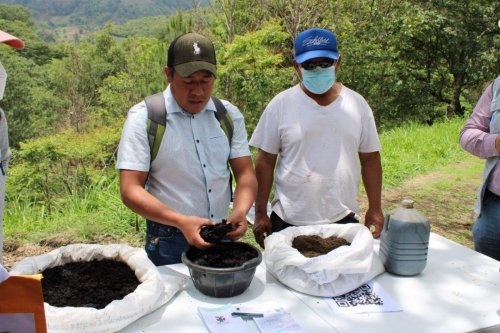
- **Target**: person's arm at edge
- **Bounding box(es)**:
[253,149,277,248]
[226,156,257,240]
[359,151,384,238]
[119,169,212,249]
[460,83,499,158]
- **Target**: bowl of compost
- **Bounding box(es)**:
[182,241,262,298]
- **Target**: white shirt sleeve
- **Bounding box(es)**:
[249,98,281,154]
[222,100,251,159]
[116,101,151,172]
[358,98,381,153]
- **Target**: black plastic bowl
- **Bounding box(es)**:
[181,242,262,298]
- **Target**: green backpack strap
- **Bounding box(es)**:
[145,92,166,163]
[212,96,234,147]
[212,96,235,201]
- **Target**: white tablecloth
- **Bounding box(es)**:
[120,233,500,333]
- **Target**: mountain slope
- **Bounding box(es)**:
[2,0,207,39]
[4,0,202,23]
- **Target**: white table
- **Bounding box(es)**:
[120,233,500,333]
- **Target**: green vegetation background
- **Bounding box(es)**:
[0,1,498,249]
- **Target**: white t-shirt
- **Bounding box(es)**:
[116,86,251,221]
[249,84,381,225]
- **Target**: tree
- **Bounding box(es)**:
[0,5,68,146]
[0,10,65,66]
[0,4,34,27]
[268,0,334,41]
[333,0,425,127]
[0,51,45,147]
[210,0,237,43]
[41,29,130,132]
[98,37,167,122]
[216,20,291,133]
[398,0,499,118]
[210,0,270,43]
[158,8,194,42]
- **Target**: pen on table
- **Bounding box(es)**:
[231,312,264,318]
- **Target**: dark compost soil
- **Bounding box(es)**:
[41,259,140,309]
[200,220,234,243]
[292,235,350,258]
[186,242,258,268]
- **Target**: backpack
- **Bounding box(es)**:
[144,92,234,199]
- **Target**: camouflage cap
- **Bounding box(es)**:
[167,32,216,77]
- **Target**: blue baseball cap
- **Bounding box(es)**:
[294,28,339,64]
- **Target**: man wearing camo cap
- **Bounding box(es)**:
[117,32,257,265]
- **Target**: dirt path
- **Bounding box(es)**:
[3,159,482,270]
[3,238,70,270]
[358,159,481,249]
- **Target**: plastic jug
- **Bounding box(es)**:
[380,199,431,276]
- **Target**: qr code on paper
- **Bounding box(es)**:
[332,284,383,307]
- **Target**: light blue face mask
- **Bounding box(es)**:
[300,66,335,95]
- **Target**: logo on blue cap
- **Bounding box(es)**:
[294,28,339,64]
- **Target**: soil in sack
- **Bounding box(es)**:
[41,259,140,309]
[186,242,258,268]
[292,235,350,257]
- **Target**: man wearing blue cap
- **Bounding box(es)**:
[250,28,383,248]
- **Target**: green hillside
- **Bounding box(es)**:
[1,0,207,41]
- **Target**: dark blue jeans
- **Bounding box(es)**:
[145,220,189,266]
[473,189,500,261]
[270,211,359,233]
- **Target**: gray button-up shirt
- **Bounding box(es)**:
[116,86,251,221]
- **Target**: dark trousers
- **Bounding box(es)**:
[473,189,500,261]
[270,211,359,233]
[145,220,188,266]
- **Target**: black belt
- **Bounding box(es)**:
[345,212,356,219]
[270,211,358,232]
[336,212,358,224]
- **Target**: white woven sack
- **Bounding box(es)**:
[11,243,187,333]
[264,223,384,297]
